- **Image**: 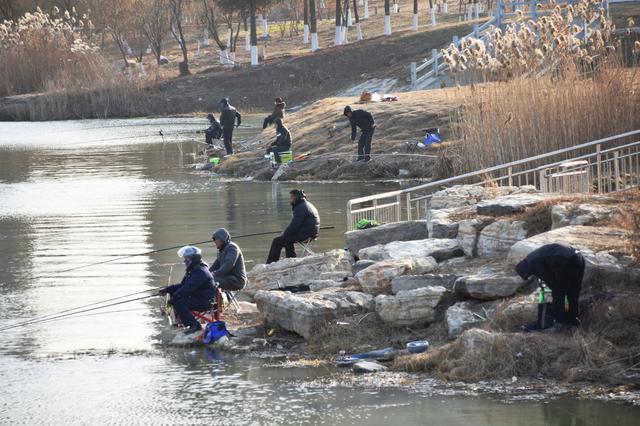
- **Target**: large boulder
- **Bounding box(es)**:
[445,301,498,339]
[551,203,620,229]
[375,286,448,326]
[457,217,494,257]
[430,185,537,210]
[345,220,428,255]
[356,257,438,295]
[426,208,462,239]
[458,328,503,352]
[391,274,459,294]
[358,239,463,262]
[453,272,529,300]
[254,288,374,339]
[476,220,529,257]
[476,193,560,216]
[246,249,353,298]
[507,225,638,289]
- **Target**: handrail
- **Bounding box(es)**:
[346,129,640,229]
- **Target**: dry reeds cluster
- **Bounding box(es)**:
[443,0,617,80]
[0,8,146,119]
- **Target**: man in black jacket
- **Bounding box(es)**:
[515,243,586,327]
[266,189,320,264]
[210,228,247,291]
[159,246,215,334]
[219,98,242,155]
[265,118,292,163]
[344,105,375,162]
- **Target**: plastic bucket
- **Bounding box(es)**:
[279,151,293,163]
[209,157,220,165]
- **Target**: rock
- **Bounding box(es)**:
[354,259,377,274]
[355,257,438,295]
[476,220,529,257]
[353,360,388,373]
[307,280,345,291]
[457,217,494,257]
[454,272,529,300]
[551,203,620,229]
[476,193,560,216]
[358,239,463,262]
[430,185,538,210]
[458,328,502,352]
[345,220,428,255]
[391,274,459,294]
[508,225,640,289]
[374,286,448,326]
[245,249,354,298]
[254,288,374,339]
[426,208,462,239]
[445,301,497,339]
[492,296,537,329]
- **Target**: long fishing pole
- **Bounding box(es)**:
[0,294,159,332]
[49,226,336,275]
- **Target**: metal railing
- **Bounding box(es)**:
[346,129,640,230]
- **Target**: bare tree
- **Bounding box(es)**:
[140,0,170,64]
[309,0,318,51]
[384,0,391,35]
[334,0,341,45]
[353,0,362,40]
[169,0,189,75]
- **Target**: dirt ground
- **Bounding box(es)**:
[211,87,470,180]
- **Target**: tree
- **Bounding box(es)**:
[249,0,258,65]
[169,0,189,75]
[412,0,418,31]
[88,0,135,68]
[353,0,361,40]
[303,0,309,43]
[334,0,341,45]
[140,0,170,64]
[384,0,391,36]
[309,0,318,51]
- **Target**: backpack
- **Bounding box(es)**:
[203,320,231,344]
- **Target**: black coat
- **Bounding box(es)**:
[283,197,320,239]
[271,124,292,151]
[165,261,215,301]
[515,243,580,286]
[205,121,223,139]
[349,109,375,140]
[220,105,242,130]
[210,228,247,286]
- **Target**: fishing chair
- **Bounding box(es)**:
[297,237,317,257]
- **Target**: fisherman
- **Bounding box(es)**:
[199,113,223,147]
[265,118,292,163]
[515,243,586,328]
[219,98,242,155]
[159,246,215,334]
[266,189,320,264]
[262,97,286,129]
[343,105,375,162]
[210,228,247,291]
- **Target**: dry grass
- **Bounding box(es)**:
[395,295,640,384]
[609,189,640,261]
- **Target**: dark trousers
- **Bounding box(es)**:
[549,254,585,326]
[358,127,375,161]
[215,275,246,291]
[223,130,234,155]
[266,234,309,264]
[172,296,212,328]
[205,131,217,145]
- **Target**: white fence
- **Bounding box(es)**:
[346,129,640,230]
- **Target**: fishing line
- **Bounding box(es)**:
[0,294,159,332]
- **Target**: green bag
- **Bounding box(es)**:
[357,219,380,230]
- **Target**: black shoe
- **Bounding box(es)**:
[184,323,203,335]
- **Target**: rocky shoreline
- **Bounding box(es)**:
[167,184,640,400]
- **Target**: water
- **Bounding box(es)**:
[0,118,638,424]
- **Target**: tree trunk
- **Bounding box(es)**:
[335,0,342,45]
[310,0,319,51]
[250,0,258,66]
[384,0,391,35]
[353,0,362,40]
[303,0,309,43]
[413,0,418,31]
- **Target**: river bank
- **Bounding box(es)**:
[199,184,640,401]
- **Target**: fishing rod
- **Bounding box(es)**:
[50,226,336,275]
[0,294,159,332]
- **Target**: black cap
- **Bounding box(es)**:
[343,105,352,115]
[289,189,306,199]
[219,98,229,105]
[206,113,215,121]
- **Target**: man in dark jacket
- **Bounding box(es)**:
[265,118,292,163]
[515,243,586,327]
[159,246,215,334]
[210,228,247,291]
[266,189,320,264]
[219,98,242,155]
[263,97,286,129]
[201,113,223,146]
[344,105,375,162]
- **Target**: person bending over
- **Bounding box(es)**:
[343,105,375,162]
[266,189,320,264]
